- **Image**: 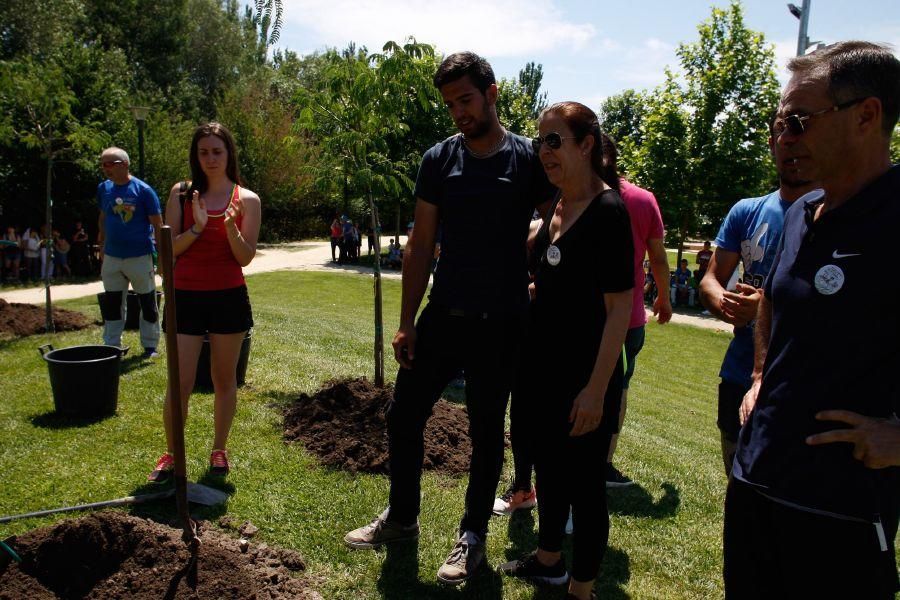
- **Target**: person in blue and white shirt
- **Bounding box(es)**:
[700,115,819,474]
[96,147,162,357]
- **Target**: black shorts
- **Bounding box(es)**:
[622,325,645,390]
[717,380,748,442]
[164,285,253,336]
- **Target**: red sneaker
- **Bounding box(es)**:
[209,449,230,476]
[148,452,174,483]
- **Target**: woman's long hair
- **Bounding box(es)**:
[188,122,242,194]
[539,102,620,192]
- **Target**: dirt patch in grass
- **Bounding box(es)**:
[0,298,94,339]
[283,377,472,476]
[0,512,318,599]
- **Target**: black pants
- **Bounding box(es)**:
[330,237,339,261]
[510,385,534,490]
[534,425,613,582]
[724,477,899,599]
[386,303,525,538]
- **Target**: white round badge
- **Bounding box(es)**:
[546,245,561,266]
[115,197,123,205]
[814,264,844,295]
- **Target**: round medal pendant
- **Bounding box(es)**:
[814,264,844,295]
[546,245,561,266]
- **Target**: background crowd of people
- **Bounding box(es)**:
[0,222,95,283]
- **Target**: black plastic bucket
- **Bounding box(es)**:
[194,331,252,390]
[39,344,127,417]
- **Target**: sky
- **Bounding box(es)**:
[272,0,900,108]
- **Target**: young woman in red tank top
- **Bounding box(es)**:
[148,122,261,483]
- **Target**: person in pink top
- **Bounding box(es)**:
[604,134,673,487]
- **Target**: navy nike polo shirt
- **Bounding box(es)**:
[733,165,900,523]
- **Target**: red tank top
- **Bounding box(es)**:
[174,184,246,290]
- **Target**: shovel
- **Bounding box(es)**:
[159,225,202,551]
[0,483,228,524]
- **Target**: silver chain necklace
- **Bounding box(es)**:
[463,128,507,159]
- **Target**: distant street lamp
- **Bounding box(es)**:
[129,106,150,180]
[787,1,822,56]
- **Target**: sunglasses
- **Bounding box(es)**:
[100,160,125,167]
[531,132,578,152]
[773,97,866,137]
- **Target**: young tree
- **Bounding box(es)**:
[496,62,549,137]
[624,1,779,257]
[599,89,647,148]
[0,56,109,330]
[295,39,444,386]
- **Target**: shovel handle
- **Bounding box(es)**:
[0,489,174,523]
[159,226,197,546]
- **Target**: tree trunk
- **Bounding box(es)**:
[676,212,689,267]
[396,200,401,243]
[342,166,349,214]
[44,150,54,334]
[369,192,384,387]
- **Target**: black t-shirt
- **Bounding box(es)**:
[413,133,556,314]
[735,165,900,521]
[526,189,634,431]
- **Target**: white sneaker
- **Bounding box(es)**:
[492,485,537,516]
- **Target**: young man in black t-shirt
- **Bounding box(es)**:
[344,51,555,585]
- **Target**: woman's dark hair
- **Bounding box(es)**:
[433,51,496,93]
[539,102,620,191]
[188,122,242,194]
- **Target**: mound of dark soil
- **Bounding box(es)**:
[283,377,472,476]
[0,298,94,339]
[0,512,317,599]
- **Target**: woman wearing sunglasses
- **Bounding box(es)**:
[148,122,261,483]
[500,102,633,600]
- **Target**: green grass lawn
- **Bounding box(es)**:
[665,250,697,271]
[0,271,783,597]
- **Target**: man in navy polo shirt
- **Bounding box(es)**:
[344,51,555,585]
[724,41,900,598]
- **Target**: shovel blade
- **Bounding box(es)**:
[186,482,229,506]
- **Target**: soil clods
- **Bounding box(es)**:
[283,377,472,476]
[0,512,317,599]
[0,298,94,340]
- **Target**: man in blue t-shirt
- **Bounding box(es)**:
[96,147,162,357]
[700,117,819,474]
[344,51,555,585]
[723,41,900,599]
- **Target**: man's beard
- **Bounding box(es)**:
[463,113,492,139]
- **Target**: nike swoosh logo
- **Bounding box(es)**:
[832,251,861,258]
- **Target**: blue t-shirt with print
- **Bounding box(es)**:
[97,177,160,259]
[714,190,790,388]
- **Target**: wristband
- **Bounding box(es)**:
[189,225,203,236]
